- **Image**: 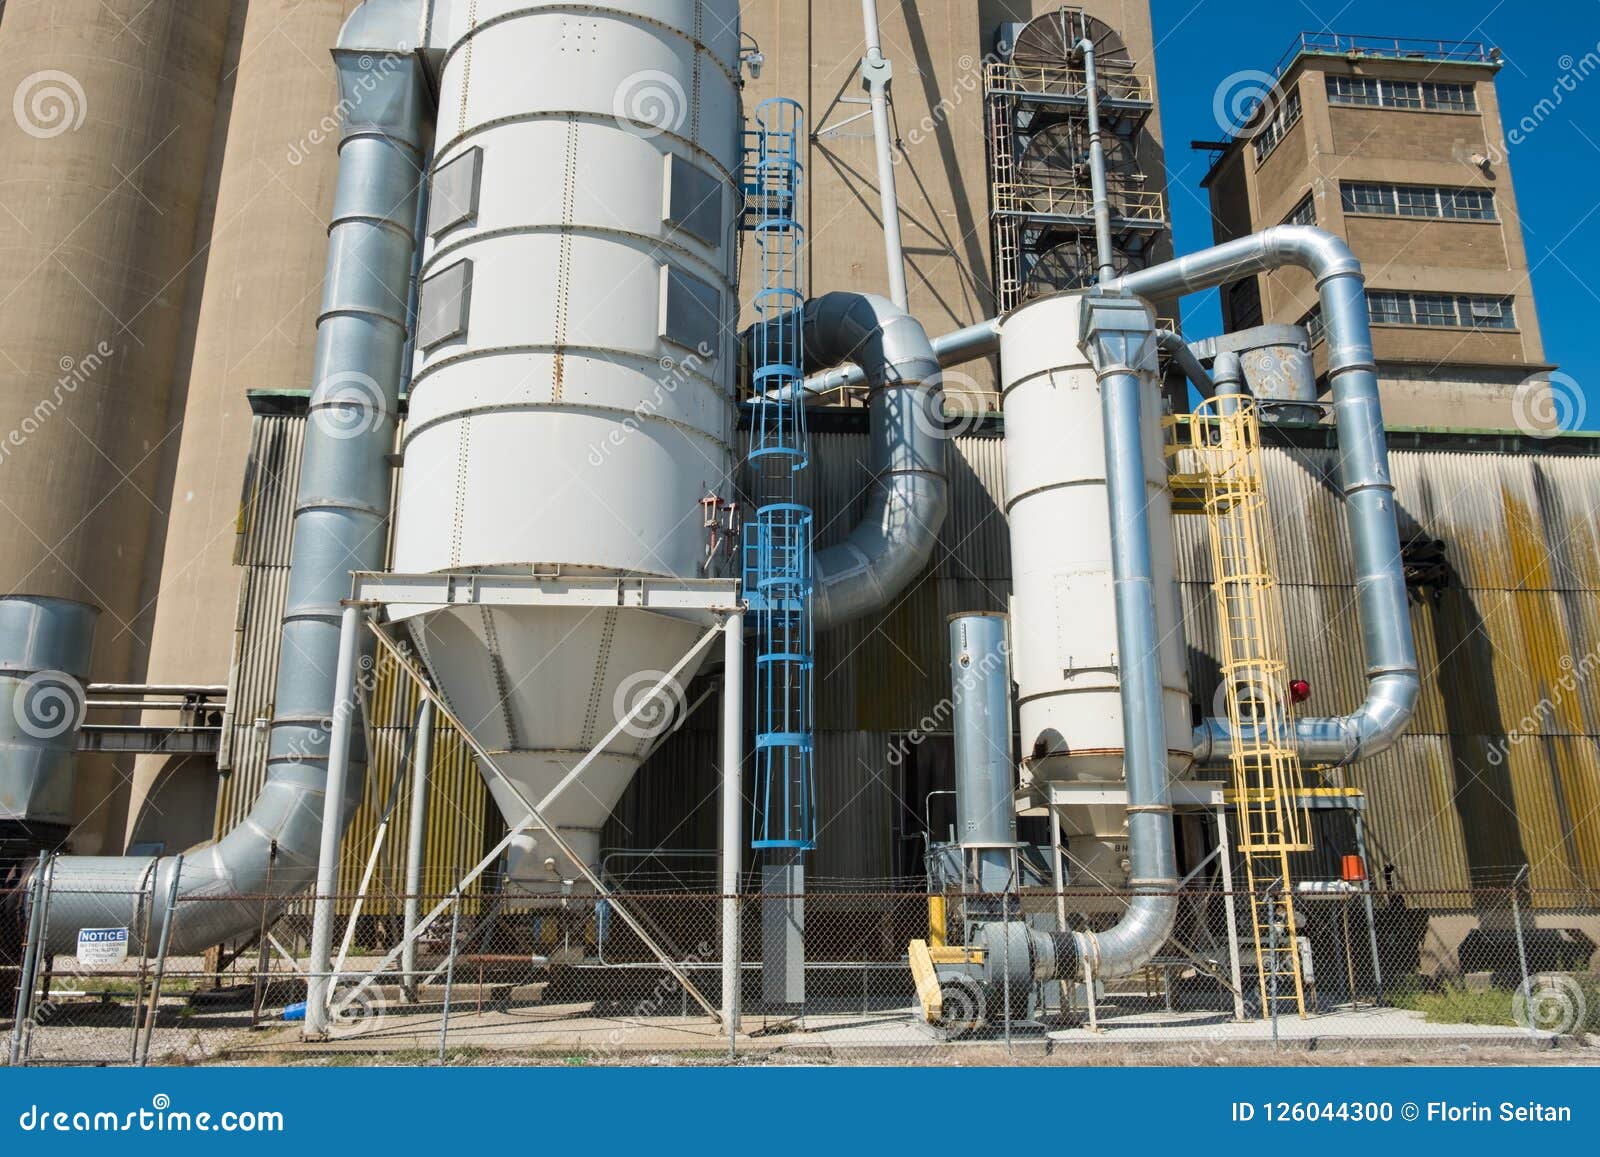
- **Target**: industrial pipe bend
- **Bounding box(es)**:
[1117,227,1420,768]
[801,292,949,630]
[31,3,428,954]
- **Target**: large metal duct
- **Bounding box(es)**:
[1110,227,1419,768]
[390,0,743,887]
[128,0,373,849]
[36,4,428,953]
[0,597,98,860]
[801,292,949,629]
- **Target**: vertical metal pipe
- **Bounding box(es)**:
[1071,297,1177,978]
[305,605,363,1038]
[860,0,908,308]
[401,698,434,999]
[1077,30,1116,285]
[720,612,744,1035]
[37,15,428,954]
[948,614,1015,896]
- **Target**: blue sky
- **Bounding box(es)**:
[1148,0,1600,429]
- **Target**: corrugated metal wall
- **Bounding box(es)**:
[223,412,494,912]
[229,407,1600,902]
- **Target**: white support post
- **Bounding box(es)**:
[720,612,745,1036]
[1215,803,1247,1022]
[305,604,362,1039]
[402,698,434,1000]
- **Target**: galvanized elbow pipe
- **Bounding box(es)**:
[35,4,428,953]
[802,292,949,630]
[1112,226,1420,768]
[1156,328,1214,399]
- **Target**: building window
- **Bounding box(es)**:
[1365,290,1516,330]
[1283,193,1316,227]
[1228,277,1263,329]
[1327,74,1476,112]
[1340,181,1497,221]
[1252,86,1303,163]
[1300,305,1325,345]
[1422,81,1477,112]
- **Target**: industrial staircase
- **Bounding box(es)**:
[1171,396,1311,1019]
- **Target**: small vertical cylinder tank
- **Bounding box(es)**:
[999,292,1191,879]
[948,613,1016,893]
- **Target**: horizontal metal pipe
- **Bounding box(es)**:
[798,316,1000,397]
[1111,226,1419,768]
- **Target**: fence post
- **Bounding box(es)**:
[138,853,185,1067]
[7,852,48,1066]
[438,895,462,1065]
[1354,810,1383,1005]
[1510,864,1533,1039]
[128,861,159,1062]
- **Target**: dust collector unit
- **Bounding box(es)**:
[390,1,744,887]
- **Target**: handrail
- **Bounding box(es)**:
[984,60,1152,104]
[1274,32,1496,78]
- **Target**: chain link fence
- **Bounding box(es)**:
[5,869,1597,1066]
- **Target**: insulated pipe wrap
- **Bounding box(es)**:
[801,293,949,629]
[1115,227,1419,768]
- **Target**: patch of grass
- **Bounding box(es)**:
[1388,979,1516,1027]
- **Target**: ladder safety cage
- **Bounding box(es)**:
[741,98,816,851]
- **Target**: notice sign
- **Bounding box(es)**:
[76,926,129,967]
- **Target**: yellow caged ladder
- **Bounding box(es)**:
[1174,396,1312,1019]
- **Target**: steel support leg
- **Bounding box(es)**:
[305,604,362,1038]
[402,698,434,1001]
[720,613,744,1036]
[1215,805,1247,1021]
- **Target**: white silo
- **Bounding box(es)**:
[1000,290,1191,883]
[391,1,744,888]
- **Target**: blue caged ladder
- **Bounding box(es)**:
[742,98,814,851]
